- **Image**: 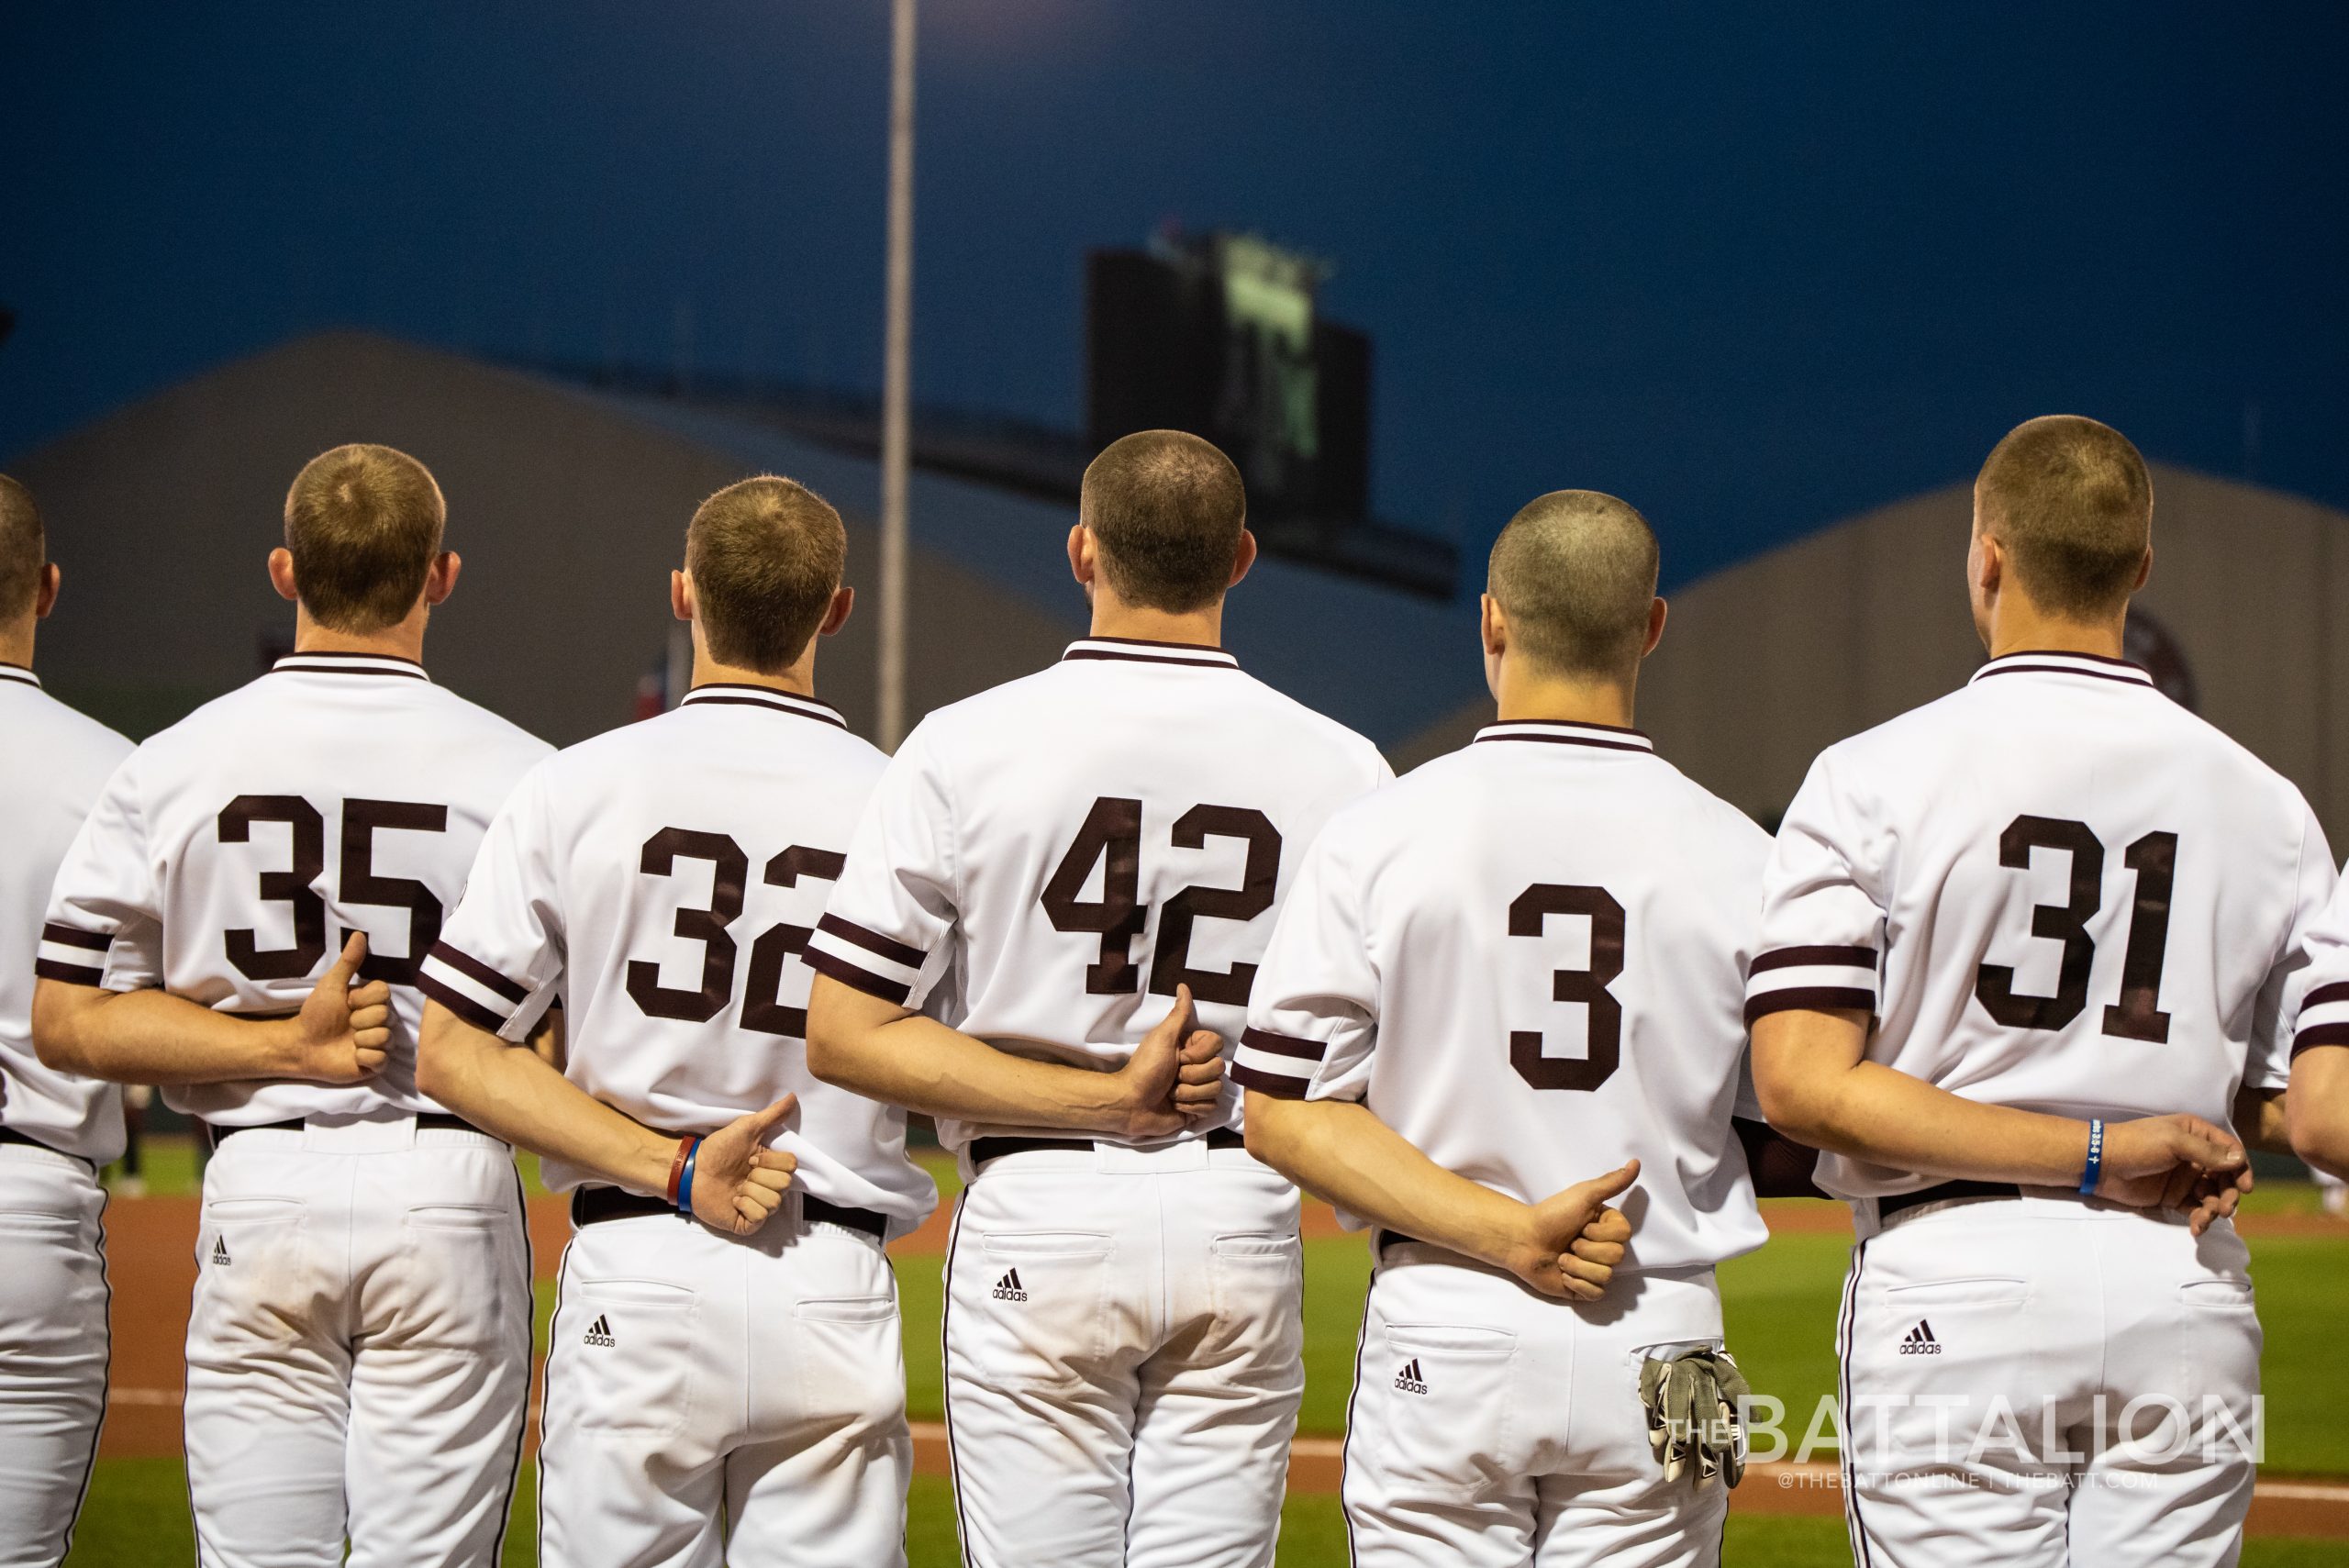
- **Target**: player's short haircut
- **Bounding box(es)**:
[1486,490,1660,678]
[1079,430,1248,614]
[685,475,848,673]
[1975,415,2153,618]
[0,474,42,621]
[282,444,448,634]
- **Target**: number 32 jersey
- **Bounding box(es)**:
[1749,650,2334,1202]
[423,685,936,1230]
[807,638,1390,1154]
[41,652,551,1127]
[1245,721,1772,1272]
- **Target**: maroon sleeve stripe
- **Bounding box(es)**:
[1748,944,1876,975]
[1239,1027,1329,1062]
[2292,1022,2349,1059]
[39,923,111,951]
[1230,1062,1311,1099]
[816,914,927,969]
[1743,986,1876,1025]
[417,973,509,1034]
[2304,981,2349,1009]
[804,947,913,1006]
[425,940,530,1004]
[32,959,105,986]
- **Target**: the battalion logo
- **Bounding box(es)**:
[584,1314,617,1349]
[1393,1358,1428,1395]
[210,1236,230,1267]
[1898,1320,1941,1356]
[992,1270,1028,1303]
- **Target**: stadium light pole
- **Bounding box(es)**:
[878,0,917,751]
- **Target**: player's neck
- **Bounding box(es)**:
[690,650,819,700]
[1984,597,2129,662]
[0,617,32,671]
[1087,594,1225,650]
[1494,661,1639,730]
[293,603,429,665]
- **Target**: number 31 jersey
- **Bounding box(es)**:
[1749,650,2334,1202]
[1245,720,1772,1272]
[423,685,936,1230]
[807,638,1390,1154]
[41,652,551,1127]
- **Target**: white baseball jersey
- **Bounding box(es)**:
[2288,866,2349,1060]
[806,637,1390,1153]
[1750,649,2332,1203]
[422,684,935,1232]
[1245,719,1772,1272]
[6,665,133,1162]
[41,651,550,1125]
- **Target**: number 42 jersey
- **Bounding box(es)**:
[41,652,551,1128]
[1748,650,2335,1204]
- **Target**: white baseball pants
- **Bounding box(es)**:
[1840,1192,2261,1568]
[1341,1248,1729,1568]
[537,1198,910,1568]
[185,1118,531,1568]
[941,1140,1304,1568]
[0,1145,107,1568]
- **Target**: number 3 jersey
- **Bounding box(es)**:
[1245,719,1772,1272]
[424,684,936,1230]
[40,651,551,1127]
[1750,650,2335,1203]
[806,638,1391,1154]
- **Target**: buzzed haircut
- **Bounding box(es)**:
[283,444,447,634]
[1080,430,1248,614]
[1976,415,2153,619]
[1487,490,1661,678]
[0,474,41,620]
[686,475,847,673]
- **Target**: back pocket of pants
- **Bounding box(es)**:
[955,1231,1114,1388]
[793,1294,907,1433]
[194,1199,309,1351]
[1373,1323,1520,1502]
[561,1279,698,1442]
[394,1204,527,1351]
[1205,1233,1304,1389]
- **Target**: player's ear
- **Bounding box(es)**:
[2132,545,2153,595]
[424,550,461,607]
[267,547,301,604]
[1642,596,1667,658]
[1227,528,1257,589]
[818,584,854,638]
[1480,594,1507,658]
[1066,524,1095,590]
[33,562,60,621]
[671,570,695,624]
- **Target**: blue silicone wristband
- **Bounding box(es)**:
[676,1136,703,1218]
[2078,1118,2104,1195]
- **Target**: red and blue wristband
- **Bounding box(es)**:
[666,1135,705,1216]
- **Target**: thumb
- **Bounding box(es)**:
[747,1094,799,1139]
[324,931,367,985]
[2173,1120,2244,1172]
[1166,984,1196,1037]
[1571,1159,1641,1208]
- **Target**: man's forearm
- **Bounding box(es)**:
[806,981,1135,1134]
[417,1003,680,1195]
[1243,1093,1529,1269]
[32,981,305,1086]
[2288,1048,2349,1180]
[2235,1085,2292,1158]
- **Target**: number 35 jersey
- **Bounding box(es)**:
[1246,721,1772,1273]
[807,638,1390,1154]
[1749,650,2335,1203]
[424,685,935,1229]
[41,652,551,1128]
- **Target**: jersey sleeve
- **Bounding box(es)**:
[1239,827,1377,1102]
[1746,750,1886,1023]
[39,754,161,993]
[804,725,957,1007]
[419,770,565,1042]
[2277,814,2349,1080]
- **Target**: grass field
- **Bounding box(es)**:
[62,1147,2349,1564]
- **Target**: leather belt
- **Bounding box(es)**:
[200,1112,491,1151]
[570,1184,889,1244]
[1876,1179,2028,1223]
[0,1126,89,1165]
[968,1128,1244,1167]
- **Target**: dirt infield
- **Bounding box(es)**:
[96,1192,2349,1537]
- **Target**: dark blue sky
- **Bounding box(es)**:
[6,2,2344,592]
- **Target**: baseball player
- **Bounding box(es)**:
[1749,416,2325,1567]
[31,445,550,1567]
[0,475,132,1566]
[415,475,935,1568]
[805,429,1390,1568]
[1242,492,1775,1568]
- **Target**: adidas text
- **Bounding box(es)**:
[1898,1320,1942,1356]
[584,1314,617,1349]
[992,1269,1028,1303]
[1394,1358,1429,1395]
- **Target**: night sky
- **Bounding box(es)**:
[6,2,2344,593]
